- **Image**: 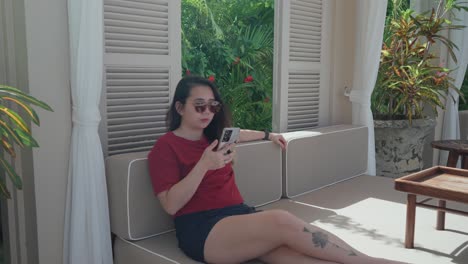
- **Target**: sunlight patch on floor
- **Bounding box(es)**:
[303,197,468,264]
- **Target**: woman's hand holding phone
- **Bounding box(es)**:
[200,140,235,171]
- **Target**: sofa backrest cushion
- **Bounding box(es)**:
[282,125,368,198]
[106,140,282,241]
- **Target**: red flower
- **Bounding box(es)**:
[264,96,270,103]
[233,57,240,65]
[186,69,191,75]
[208,75,215,82]
[244,75,254,83]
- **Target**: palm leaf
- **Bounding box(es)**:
[0,85,53,111]
[2,97,41,125]
[0,107,30,133]
[15,128,39,148]
[0,156,22,190]
[0,179,11,199]
[1,137,16,158]
[0,120,24,147]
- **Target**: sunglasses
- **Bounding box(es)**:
[192,100,222,113]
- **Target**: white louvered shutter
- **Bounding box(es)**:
[100,0,181,156]
[273,0,330,132]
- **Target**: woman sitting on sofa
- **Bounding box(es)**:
[148,76,405,264]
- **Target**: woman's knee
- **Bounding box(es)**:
[264,210,301,232]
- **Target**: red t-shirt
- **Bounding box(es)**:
[147,131,244,217]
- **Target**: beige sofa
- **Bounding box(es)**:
[106,125,468,264]
[106,125,367,263]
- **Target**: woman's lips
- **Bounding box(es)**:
[201,118,210,123]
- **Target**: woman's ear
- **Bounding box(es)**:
[175,101,184,115]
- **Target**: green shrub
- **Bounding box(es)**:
[181,0,274,130]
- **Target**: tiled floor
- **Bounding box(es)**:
[262,175,468,264]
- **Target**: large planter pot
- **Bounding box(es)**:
[374,118,436,178]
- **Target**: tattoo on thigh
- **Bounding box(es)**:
[303,227,357,256]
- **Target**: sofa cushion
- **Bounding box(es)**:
[106,140,282,241]
[281,125,368,197]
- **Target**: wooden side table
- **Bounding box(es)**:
[432,140,468,169]
[395,166,468,248]
[431,139,468,230]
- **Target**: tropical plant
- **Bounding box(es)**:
[0,85,53,199]
[181,0,274,130]
[459,69,468,110]
[372,0,468,122]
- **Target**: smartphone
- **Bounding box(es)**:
[217,127,240,151]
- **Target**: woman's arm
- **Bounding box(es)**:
[239,129,287,150]
[157,140,235,215]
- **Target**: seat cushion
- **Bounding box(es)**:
[113,234,264,264]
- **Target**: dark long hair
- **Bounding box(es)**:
[166,76,232,142]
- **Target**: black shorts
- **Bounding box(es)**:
[174,203,257,262]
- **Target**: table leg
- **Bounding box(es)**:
[405,194,416,248]
[462,155,468,170]
[436,200,446,230]
[446,151,459,167]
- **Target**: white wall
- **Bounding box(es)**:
[330,0,355,124]
[23,0,71,263]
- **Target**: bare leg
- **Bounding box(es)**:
[204,210,406,264]
[259,246,341,264]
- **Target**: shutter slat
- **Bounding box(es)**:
[105,66,170,153]
[105,23,167,33]
[107,91,169,99]
[106,33,168,44]
[107,103,168,112]
[105,46,169,55]
[292,0,322,10]
[287,70,320,130]
[104,0,169,55]
[289,0,322,63]
[104,0,168,12]
[108,122,166,132]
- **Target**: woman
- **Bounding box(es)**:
[148,76,405,264]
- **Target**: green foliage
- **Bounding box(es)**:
[372,0,467,122]
[181,0,274,130]
[460,69,468,111]
[0,85,53,199]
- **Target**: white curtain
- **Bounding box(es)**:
[350,0,388,176]
[63,0,113,263]
[438,8,468,165]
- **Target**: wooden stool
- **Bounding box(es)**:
[430,139,468,230]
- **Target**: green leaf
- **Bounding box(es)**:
[0,85,53,112]
[0,179,11,199]
[0,120,24,148]
[15,128,39,148]
[0,106,30,133]
[0,156,22,190]
[2,96,41,125]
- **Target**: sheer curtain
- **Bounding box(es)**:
[350,0,388,175]
[63,0,113,263]
[438,8,468,165]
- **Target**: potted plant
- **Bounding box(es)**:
[372,0,467,178]
[0,85,52,198]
